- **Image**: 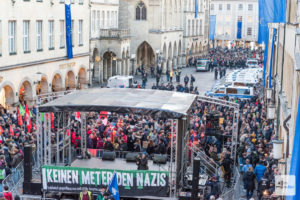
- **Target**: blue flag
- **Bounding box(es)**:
[65,4,73,59]
[287,95,300,200]
[195,0,198,18]
[268,29,276,88]
[108,172,119,200]
[209,15,216,40]
[258,0,286,86]
[237,21,242,39]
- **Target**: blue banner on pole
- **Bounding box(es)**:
[195,0,198,18]
[65,4,73,59]
[209,15,216,40]
[237,21,242,39]
[268,28,276,88]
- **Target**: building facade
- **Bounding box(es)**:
[210,0,258,48]
[90,0,131,84]
[264,0,300,176]
[183,0,210,60]
[0,0,90,109]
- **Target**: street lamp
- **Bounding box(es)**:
[267,104,276,119]
[272,139,283,159]
[34,72,42,85]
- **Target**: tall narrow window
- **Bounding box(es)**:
[79,0,83,4]
[71,20,74,46]
[107,11,110,28]
[92,10,95,32]
[48,20,54,49]
[200,20,203,35]
[97,11,100,30]
[248,4,253,11]
[8,21,16,54]
[111,11,114,28]
[60,20,65,48]
[136,2,147,20]
[101,11,105,28]
[115,11,118,28]
[78,20,83,46]
[36,20,43,51]
[23,21,30,53]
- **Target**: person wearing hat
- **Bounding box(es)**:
[79,187,92,200]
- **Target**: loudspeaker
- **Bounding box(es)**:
[192,158,200,198]
[23,181,42,195]
[102,151,116,161]
[153,154,167,164]
[126,152,139,162]
[24,145,32,182]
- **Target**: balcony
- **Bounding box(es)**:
[99,29,130,40]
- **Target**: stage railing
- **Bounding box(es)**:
[220,166,241,200]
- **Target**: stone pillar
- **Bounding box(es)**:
[104,59,108,80]
[126,58,130,75]
[168,59,172,71]
[100,60,103,83]
[162,61,167,73]
[89,62,93,86]
[117,59,122,75]
[173,57,177,69]
[110,58,113,77]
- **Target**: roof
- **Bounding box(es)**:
[38,88,197,118]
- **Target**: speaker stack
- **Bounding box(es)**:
[23,145,42,195]
[102,151,116,161]
[153,154,167,164]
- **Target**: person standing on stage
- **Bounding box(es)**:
[136,153,148,170]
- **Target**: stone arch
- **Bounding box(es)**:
[92,48,100,84]
[78,67,87,89]
[52,73,63,92]
[18,79,33,105]
[0,82,15,109]
[191,43,195,55]
[36,75,49,95]
[136,41,155,73]
[103,51,117,81]
[65,70,76,90]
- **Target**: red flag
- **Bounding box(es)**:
[18,109,23,126]
[9,125,14,136]
[51,112,54,129]
[75,112,81,122]
[25,105,32,132]
[0,126,3,135]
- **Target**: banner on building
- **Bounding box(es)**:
[42,165,169,197]
[209,15,216,40]
[195,0,198,18]
[236,21,242,39]
[65,4,73,59]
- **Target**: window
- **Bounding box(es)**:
[115,11,118,28]
[247,27,252,36]
[97,11,100,30]
[238,4,243,10]
[225,26,230,35]
[101,11,105,28]
[23,21,30,53]
[107,11,110,28]
[60,0,65,3]
[8,21,16,54]
[92,10,95,32]
[111,11,114,28]
[36,21,42,51]
[71,20,74,46]
[200,19,203,35]
[78,20,83,46]
[136,1,146,20]
[59,20,65,48]
[217,26,222,35]
[238,16,242,22]
[227,4,230,10]
[70,0,74,3]
[211,4,214,10]
[48,21,54,49]
[79,0,83,4]
[219,4,222,11]
[248,4,253,11]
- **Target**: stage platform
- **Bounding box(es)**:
[71,157,170,171]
